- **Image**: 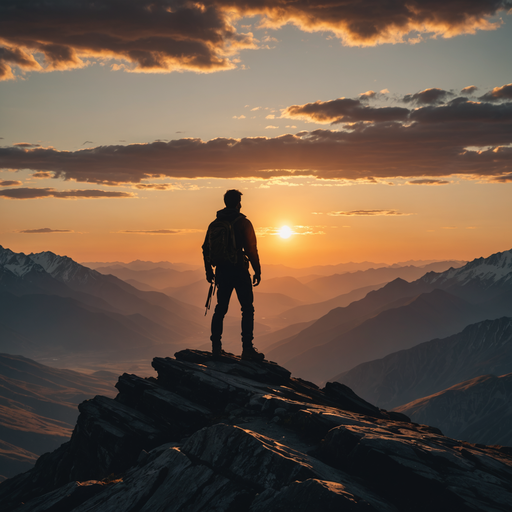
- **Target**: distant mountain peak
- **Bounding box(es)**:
[0,246,46,277]
[421,248,512,289]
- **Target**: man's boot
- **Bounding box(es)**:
[241,342,265,362]
[212,339,223,358]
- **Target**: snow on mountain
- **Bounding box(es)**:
[421,248,512,288]
[28,250,102,285]
[0,246,101,285]
[0,246,46,277]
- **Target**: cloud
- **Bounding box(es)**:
[487,174,512,183]
[479,83,512,101]
[407,179,450,185]
[0,0,255,80]
[327,210,412,216]
[461,85,478,95]
[234,0,510,46]
[118,229,202,235]
[233,115,246,119]
[265,125,279,129]
[133,183,176,190]
[82,141,93,145]
[0,45,41,80]
[13,142,41,148]
[0,187,135,199]
[1,86,511,184]
[265,114,275,119]
[0,179,22,186]
[403,88,453,105]
[32,172,53,179]
[282,97,409,124]
[2,0,509,79]
[18,228,73,234]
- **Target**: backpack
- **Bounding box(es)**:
[207,216,242,266]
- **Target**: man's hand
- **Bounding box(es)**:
[206,268,214,284]
[253,273,261,286]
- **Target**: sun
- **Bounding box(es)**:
[278,225,292,239]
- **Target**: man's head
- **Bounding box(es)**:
[224,189,242,209]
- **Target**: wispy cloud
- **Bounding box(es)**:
[1,1,508,80]
[18,227,74,234]
[407,179,451,185]
[0,187,135,199]
[0,179,22,186]
[13,142,40,148]
[117,229,202,235]
[328,210,412,216]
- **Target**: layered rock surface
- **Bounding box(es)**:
[1,350,511,512]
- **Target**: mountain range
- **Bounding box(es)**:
[334,317,512,408]
[0,246,207,367]
[265,249,512,383]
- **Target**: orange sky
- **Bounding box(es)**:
[1,1,511,267]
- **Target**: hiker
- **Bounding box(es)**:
[202,189,264,361]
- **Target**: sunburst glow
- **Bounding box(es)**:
[279,226,292,239]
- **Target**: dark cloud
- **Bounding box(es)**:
[32,171,53,179]
[1,0,510,79]
[488,174,512,183]
[0,179,22,186]
[18,228,73,233]
[0,187,135,199]
[82,141,93,145]
[0,45,41,79]
[403,88,453,105]
[479,83,512,101]
[0,0,254,80]
[327,210,411,216]
[134,183,174,190]
[461,85,478,95]
[119,229,201,235]
[407,179,450,185]
[282,98,409,124]
[1,88,511,183]
[13,142,41,148]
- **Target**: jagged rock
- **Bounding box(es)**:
[1,349,511,512]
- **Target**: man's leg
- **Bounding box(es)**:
[210,271,233,355]
[234,268,264,361]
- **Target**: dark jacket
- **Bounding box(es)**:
[202,208,261,275]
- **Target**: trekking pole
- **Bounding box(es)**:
[205,280,216,315]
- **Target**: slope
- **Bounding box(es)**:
[395,373,512,446]
[333,317,512,409]
[0,354,116,481]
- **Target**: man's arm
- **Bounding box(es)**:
[201,230,214,283]
[242,219,261,286]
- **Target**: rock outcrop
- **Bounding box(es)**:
[1,350,511,512]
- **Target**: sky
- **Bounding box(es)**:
[1,0,512,267]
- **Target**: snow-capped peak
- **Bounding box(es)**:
[0,245,46,277]
[28,250,100,284]
[422,248,512,287]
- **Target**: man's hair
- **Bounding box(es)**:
[224,189,243,208]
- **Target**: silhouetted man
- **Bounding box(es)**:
[202,189,264,361]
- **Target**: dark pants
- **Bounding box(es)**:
[211,264,254,346]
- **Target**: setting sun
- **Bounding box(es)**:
[279,226,292,239]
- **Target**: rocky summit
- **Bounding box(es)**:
[1,351,512,512]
